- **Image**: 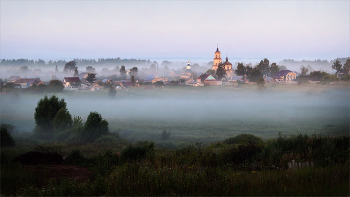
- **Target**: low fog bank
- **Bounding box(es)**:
[1,86,348,140]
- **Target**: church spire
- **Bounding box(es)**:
[216,44,219,52]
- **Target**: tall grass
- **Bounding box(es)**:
[1,133,349,196]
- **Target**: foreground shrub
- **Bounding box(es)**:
[1,126,15,147]
[82,112,109,142]
[95,135,120,145]
[122,141,154,161]
[223,134,263,145]
[65,149,87,165]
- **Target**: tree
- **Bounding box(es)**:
[120,66,127,80]
[34,95,67,133]
[52,108,73,133]
[247,66,262,82]
[129,67,138,77]
[150,64,156,72]
[257,77,265,90]
[1,126,15,147]
[235,63,245,76]
[55,65,59,72]
[64,61,76,72]
[86,73,96,84]
[343,59,350,76]
[298,66,309,85]
[83,112,109,142]
[216,63,226,80]
[205,69,216,76]
[332,59,342,74]
[270,63,280,77]
[257,58,270,76]
[108,86,117,97]
[73,67,79,77]
[309,71,328,81]
[300,66,309,76]
[2,82,15,90]
[48,80,64,92]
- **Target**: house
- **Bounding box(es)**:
[7,76,20,83]
[14,77,43,88]
[204,79,222,86]
[196,74,222,85]
[263,76,276,83]
[63,77,80,89]
[101,79,112,84]
[273,70,297,82]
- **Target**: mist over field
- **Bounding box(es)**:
[1,85,348,143]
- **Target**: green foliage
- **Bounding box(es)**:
[83,112,109,142]
[48,80,64,92]
[86,73,96,84]
[121,141,154,161]
[73,115,83,128]
[3,82,15,90]
[34,95,67,133]
[52,108,73,133]
[270,63,280,77]
[223,134,263,145]
[247,66,263,82]
[235,62,245,76]
[320,74,339,84]
[309,71,328,81]
[215,63,226,80]
[1,126,15,147]
[300,66,309,76]
[95,135,120,145]
[65,149,87,165]
[331,59,342,74]
[119,66,127,80]
[154,81,164,86]
[64,60,76,72]
[256,58,270,76]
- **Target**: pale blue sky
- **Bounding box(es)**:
[1,1,349,62]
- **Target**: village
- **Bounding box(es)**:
[1,47,349,93]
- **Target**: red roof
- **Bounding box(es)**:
[64,77,80,82]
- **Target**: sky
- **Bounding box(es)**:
[0,1,349,63]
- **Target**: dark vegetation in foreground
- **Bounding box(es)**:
[1,133,349,196]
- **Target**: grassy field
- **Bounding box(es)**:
[1,83,349,146]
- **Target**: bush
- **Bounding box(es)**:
[121,141,154,161]
[65,149,87,165]
[34,95,67,133]
[52,108,73,133]
[1,126,15,147]
[95,135,120,145]
[82,112,109,142]
[223,134,263,145]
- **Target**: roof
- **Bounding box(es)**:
[15,78,41,85]
[274,70,293,77]
[64,77,80,82]
[197,74,209,79]
[263,77,275,82]
[183,69,192,73]
[8,76,20,81]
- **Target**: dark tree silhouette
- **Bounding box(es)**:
[64,61,76,72]
[332,59,342,74]
[216,63,226,80]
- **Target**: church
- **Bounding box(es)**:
[211,46,234,78]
